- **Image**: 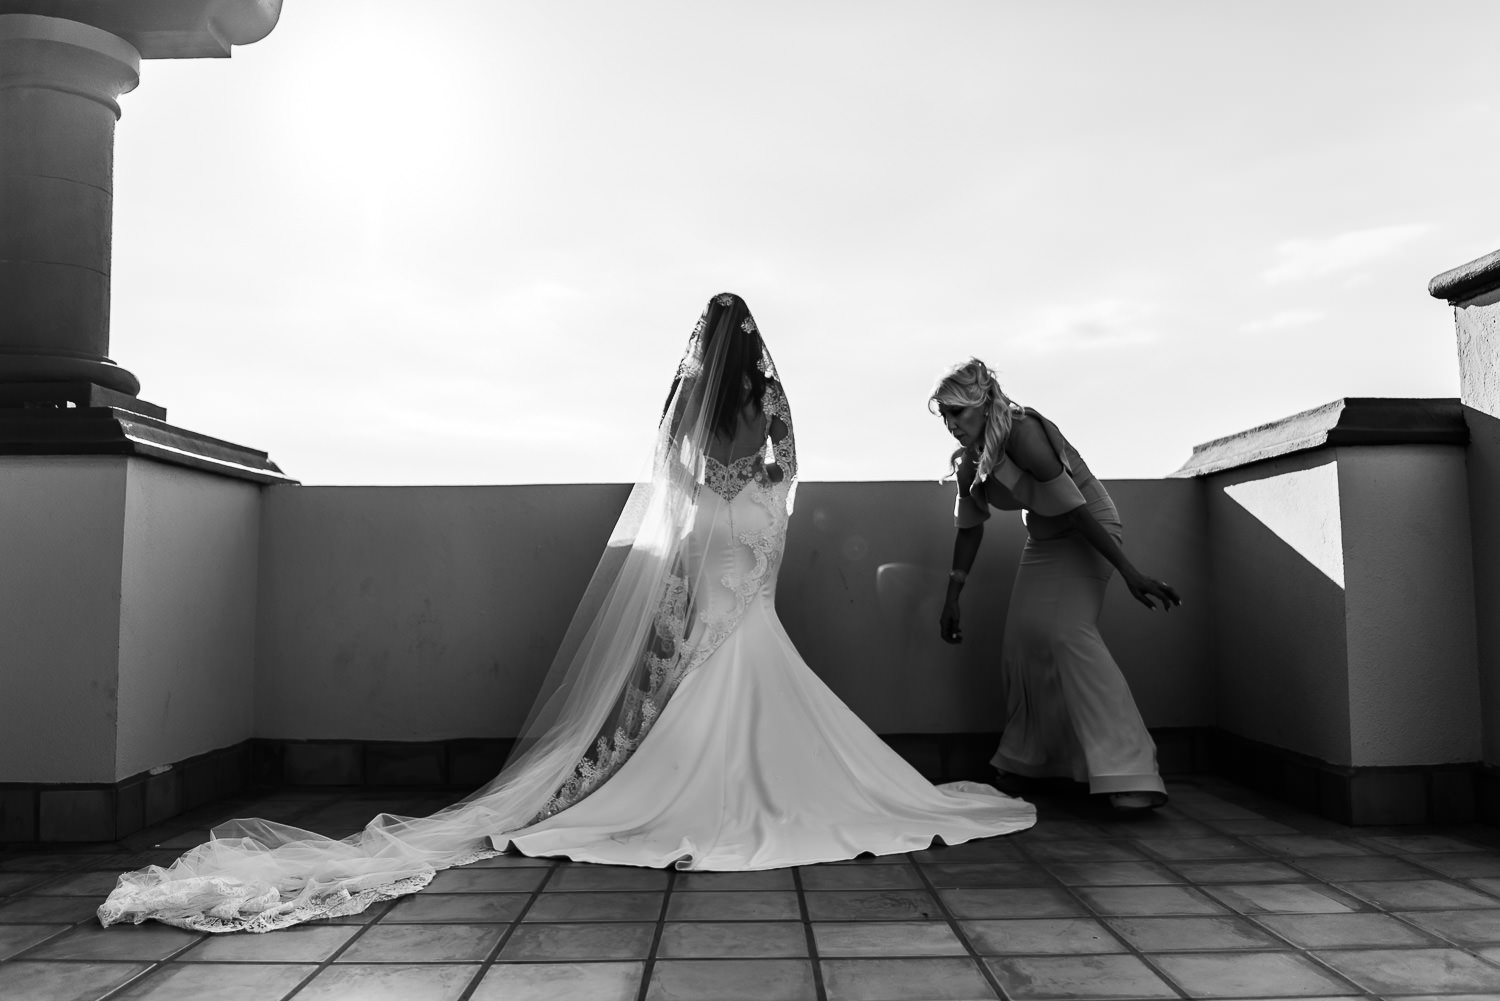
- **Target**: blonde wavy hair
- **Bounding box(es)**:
[929,357,1024,482]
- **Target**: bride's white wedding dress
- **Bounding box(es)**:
[504,391,1034,867]
[98,301,1033,934]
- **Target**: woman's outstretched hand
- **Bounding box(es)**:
[1125,572,1182,612]
[940,599,963,644]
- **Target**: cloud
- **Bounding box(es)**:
[1263,224,1433,284]
[1240,308,1326,333]
[1008,299,1161,354]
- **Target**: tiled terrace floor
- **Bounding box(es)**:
[5,776,1500,1000]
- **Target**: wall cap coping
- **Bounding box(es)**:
[1430,247,1500,304]
[0,0,281,58]
[0,406,297,484]
[1170,397,1468,478]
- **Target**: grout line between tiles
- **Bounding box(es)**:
[910,848,1016,1001]
[453,858,559,1001]
[633,864,675,1001]
[791,864,828,1001]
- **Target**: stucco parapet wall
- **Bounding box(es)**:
[1170,398,1468,479]
[0,0,280,57]
[1430,248,1500,304]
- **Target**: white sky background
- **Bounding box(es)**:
[109,0,1500,484]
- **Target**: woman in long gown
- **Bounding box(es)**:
[930,358,1181,812]
[98,295,1035,934]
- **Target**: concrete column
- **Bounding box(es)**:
[1431,252,1500,779]
[0,14,141,395]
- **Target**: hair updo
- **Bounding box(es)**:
[928,358,1023,482]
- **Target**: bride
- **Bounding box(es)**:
[99,293,1035,933]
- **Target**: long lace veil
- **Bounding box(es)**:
[99,292,795,932]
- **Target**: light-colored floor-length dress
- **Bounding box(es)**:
[956,412,1166,802]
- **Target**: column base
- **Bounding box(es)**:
[0,392,296,484]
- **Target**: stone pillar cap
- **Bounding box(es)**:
[1170,397,1468,478]
[1429,247,1500,304]
[0,0,281,58]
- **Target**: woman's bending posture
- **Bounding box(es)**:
[931,358,1181,812]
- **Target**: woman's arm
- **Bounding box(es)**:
[1006,419,1181,612]
[941,522,984,643]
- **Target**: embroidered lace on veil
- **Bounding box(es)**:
[97,293,795,933]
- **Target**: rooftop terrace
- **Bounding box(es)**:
[8,776,1500,1000]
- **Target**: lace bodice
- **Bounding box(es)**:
[703,380,796,502]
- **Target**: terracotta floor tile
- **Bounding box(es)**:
[1107,914,1283,951]
[1254,911,1440,948]
[382,892,529,923]
[1207,818,1302,836]
[821,957,995,1001]
[800,864,923,890]
[499,921,657,960]
[1290,854,1434,881]
[0,895,102,923]
[1245,835,1373,857]
[659,920,808,958]
[938,887,1086,919]
[31,870,124,897]
[803,890,941,921]
[423,866,547,892]
[960,917,1124,955]
[1047,861,1182,886]
[0,871,49,895]
[1413,853,1500,878]
[0,960,152,1001]
[814,920,964,957]
[912,840,1024,863]
[545,865,671,891]
[526,890,665,922]
[1134,837,1261,861]
[1397,908,1500,945]
[1359,834,1488,854]
[665,890,800,921]
[0,853,90,872]
[1312,947,1500,993]
[675,868,796,891]
[28,922,202,961]
[472,961,643,1001]
[1337,878,1500,909]
[1152,951,1356,997]
[986,954,1177,999]
[178,924,358,962]
[108,962,313,1001]
[1074,884,1227,916]
[335,922,505,962]
[293,962,481,1001]
[1024,840,1143,863]
[920,862,1054,888]
[0,922,71,959]
[1184,857,1323,885]
[647,959,817,1001]
[1203,883,1360,914]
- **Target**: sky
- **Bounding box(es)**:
[108,0,1500,485]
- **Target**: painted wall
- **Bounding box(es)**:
[0,457,127,783]
[114,460,261,780]
[1206,452,1352,765]
[255,484,630,740]
[1339,445,1480,766]
[255,478,1213,740]
[1454,285,1500,765]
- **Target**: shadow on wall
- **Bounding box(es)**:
[1206,455,1352,766]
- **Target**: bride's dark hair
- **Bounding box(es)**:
[702,292,767,441]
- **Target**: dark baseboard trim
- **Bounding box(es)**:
[2,727,1487,845]
[1207,730,1480,826]
[0,742,254,845]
